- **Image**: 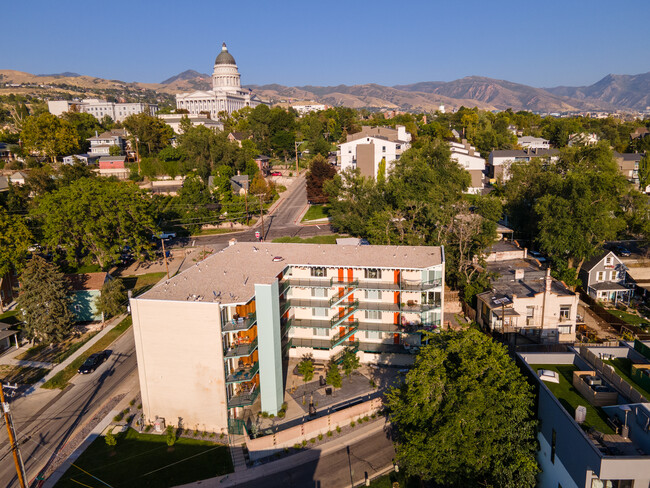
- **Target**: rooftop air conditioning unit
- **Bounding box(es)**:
[584,375,602,386]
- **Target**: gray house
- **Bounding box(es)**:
[579,251,631,303]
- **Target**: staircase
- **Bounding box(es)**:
[228,434,248,472]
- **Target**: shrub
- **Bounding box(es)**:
[318,433,323,440]
[137,403,142,409]
[371,413,377,419]
[310,438,316,444]
[281,402,288,410]
[350,421,356,427]
[363,416,369,422]
[129,399,135,406]
[166,425,176,447]
[369,379,377,389]
[336,426,341,433]
[294,443,301,449]
[144,425,152,433]
[105,429,117,448]
[220,433,225,439]
[269,413,275,419]
[302,439,307,447]
[123,408,130,415]
[327,430,333,437]
[261,411,269,418]
[277,410,285,418]
[113,412,124,422]
[193,429,199,437]
[284,447,289,453]
[210,433,215,438]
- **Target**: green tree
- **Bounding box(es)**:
[108,144,122,156]
[58,159,96,187]
[33,178,157,268]
[0,207,32,278]
[105,429,117,448]
[297,357,314,383]
[325,361,342,388]
[306,154,336,204]
[166,425,176,447]
[341,349,360,379]
[386,329,539,487]
[96,278,126,320]
[20,112,79,162]
[176,174,219,234]
[123,113,173,156]
[18,255,74,344]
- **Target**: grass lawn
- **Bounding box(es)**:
[301,204,330,222]
[0,310,20,325]
[54,428,232,488]
[0,365,49,384]
[121,272,167,297]
[605,357,650,400]
[43,316,133,390]
[17,331,98,364]
[529,364,615,435]
[272,234,342,244]
[608,309,650,327]
[369,471,420,488]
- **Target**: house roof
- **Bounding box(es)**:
[10,171,27,179]
[230,175,249,192]
[66,272,108,291]
[139,241,444,304]
[613,151,644,162]
[255,155,270,161]
[0,327,18,342]
[229,131,249,140]
[589,281,630,292]
[98,156,126,162]
[491,148,559,158]
[484,259,575,298]
[582,251,620,273]
[0,176,8,192]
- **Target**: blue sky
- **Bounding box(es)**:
[4,0,649,88]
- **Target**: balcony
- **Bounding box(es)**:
[279,300,291,316]
[356,300,441,313]
[227,387,260,408]
[329,282,358,307]
[330,301,359,328]
[226,362,259,384]
[224,337,258,359]
[222,313,257,333]
[331,322,360,348]
[280,277,333,289]
[400,279,443,291]
[331,278,359,287]
[288,297,330,308]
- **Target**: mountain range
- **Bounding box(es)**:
[1,69,649,113]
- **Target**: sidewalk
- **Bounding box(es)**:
[175,418,389,487]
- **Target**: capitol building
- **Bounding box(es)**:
[175,43,266,117]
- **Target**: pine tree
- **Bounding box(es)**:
[341,349,360,379]
[18,256,74,344]
[95,278,126,320]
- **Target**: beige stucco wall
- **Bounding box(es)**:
[130,298,229,433]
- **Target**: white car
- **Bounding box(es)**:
[156,232,176,240]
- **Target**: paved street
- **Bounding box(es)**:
[0,329,137,488]
[234,428,395,488]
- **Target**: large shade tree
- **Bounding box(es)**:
[33,178,157,268]
[21,112,79,162]
[386,329,539,487]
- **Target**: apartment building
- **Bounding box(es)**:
[48,99,157,122]
[476,253,578,343]
[130,241,444,433]
[519,344,650,488]
[338,125,412,179]
[488,148,559,181]
[449,140,486,193]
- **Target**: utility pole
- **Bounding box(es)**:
[256,194,265,241]
[135,136,141,175]
[244,190,249,225]
[1,385,27,488]
[294,140,299,175]
[160,238,170,279]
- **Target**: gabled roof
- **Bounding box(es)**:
[229,131,249,141]
[66,272,108,291]
[0,176,8,192]
[581,251,622,273]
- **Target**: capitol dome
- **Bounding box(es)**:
[215,43,236,65]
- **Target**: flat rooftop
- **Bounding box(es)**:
[139,242,443,304]
[484,258,575,298]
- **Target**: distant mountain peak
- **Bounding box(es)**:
[36,71,81,78]
[161,70,210,85]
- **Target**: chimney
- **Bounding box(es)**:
[545,267,552,292]
[523,247,528,259]
[237,170,241,176]
[515,269,525,280]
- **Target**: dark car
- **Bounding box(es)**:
[614,245,631,257]
[77,351,110,374]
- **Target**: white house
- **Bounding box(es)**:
[62,154,100,165]
[488,148,559,181]
[568,132,599,147]
[87,130,127,156]
[291,102,328,115]
[449,140,485,194]
[338,125,411,179]
[518,136,550,150]
[158,114,223,134]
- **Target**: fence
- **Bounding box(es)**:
[634,339,650,361]
[244,397,383,461]
[579,346,647,404]
[461,302,476,322]
[579,289,650,340]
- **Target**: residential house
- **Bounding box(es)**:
[488,148,560,182]
[476,254,578,343]
[0,176,8,192]
[519,346,650,488]
[9,171,27,186]
[158,113,222,134]
[568,132,599,147]
[87,130,127,156]
[230,174,249,195]
[0,322,19,352]
[338,125,412,180]
[98,156,126,170]
[630,127,650,140]
[129,241,444,432]
[227,131,251,147]
[449,140,486,194]
[579,251,632,304]
[66,272,109,322]
[254,155,270,175]
[62,154,100,166]
[614,152,644,187]
[0,142,11,160]
[518,136,550,149]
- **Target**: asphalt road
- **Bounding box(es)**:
[234,428,396,488]
[0,328,137,488]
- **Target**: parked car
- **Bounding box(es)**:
[614,245,631,257]
[155,232,176,240]
[270,171,282,176]
[77,351,110,374]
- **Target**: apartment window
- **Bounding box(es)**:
[311,288,326,298]
[311,267,326,277]
[313,328,328,337]
[382,146,386,152]
[605,256,613,265]
[365,310,382,320]
[559,305,571,321]
[365,290,382,300]
[364,268,382,279]
[596,271,605,282]
[551,429,556,464]
[610,271,618,281]
[312,308,327,317]
[366,330,381,340]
